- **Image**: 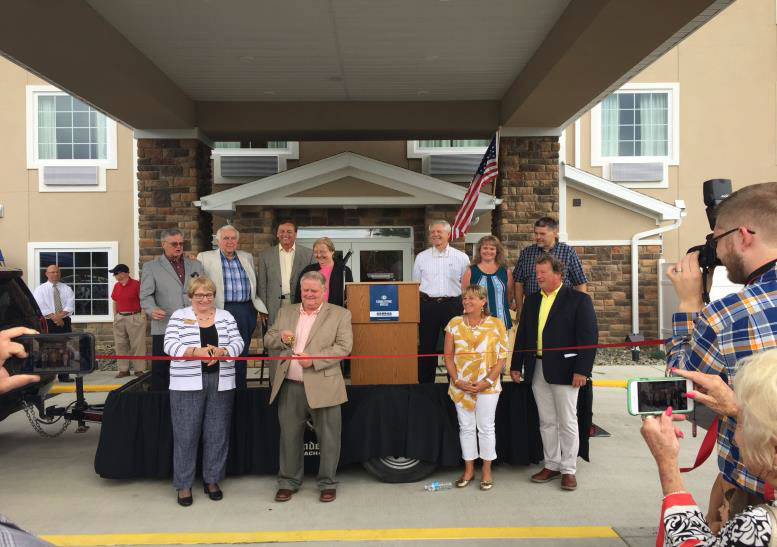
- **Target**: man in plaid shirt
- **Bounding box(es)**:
[665,181,777,526]
[512,217,587,314]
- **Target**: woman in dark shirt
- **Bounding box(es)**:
[294,237,353,307]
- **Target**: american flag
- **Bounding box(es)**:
[450,136,498,240]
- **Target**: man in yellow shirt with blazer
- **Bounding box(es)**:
[510,254,598,491]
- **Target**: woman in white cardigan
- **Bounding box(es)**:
[163,276,244,507]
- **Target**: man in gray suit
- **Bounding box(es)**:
[257,220,314,326]
[140,228,204,391]
[257,220,314,379]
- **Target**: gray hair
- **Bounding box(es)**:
[216,224,239,241]
[300,270,326,288]
[160,228,183,244]
[429,220,452,233]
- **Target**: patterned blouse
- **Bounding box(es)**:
[661,492,775,546]
[445,315,509,411]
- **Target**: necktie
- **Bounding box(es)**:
[52,284,63,313]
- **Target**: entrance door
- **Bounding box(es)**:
[296,227,413,282]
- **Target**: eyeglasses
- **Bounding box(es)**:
[709,227,756,250]
[166,241,184,247]
[192,293,214,300]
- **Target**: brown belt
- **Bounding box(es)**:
[118,311,140,316]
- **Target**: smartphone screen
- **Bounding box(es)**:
[15,334,96,374]
[637,378,688,413]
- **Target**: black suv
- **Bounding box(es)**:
[0,267,54,422]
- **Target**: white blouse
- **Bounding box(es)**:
[163,307,244,391]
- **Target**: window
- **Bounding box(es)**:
[590,83,679,188]
[26,86,118,192]
[601,92,668,157]
[27,242,118,323]
[38,95,108,161]
[213,141,289,149]
[417,140,490,148]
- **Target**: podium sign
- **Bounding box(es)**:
[346,282,420,384]
[369,285,399,321]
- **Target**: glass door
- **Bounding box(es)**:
[350,242,410,282]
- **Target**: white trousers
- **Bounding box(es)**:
[455,393,500,461]
[532,360,580,475]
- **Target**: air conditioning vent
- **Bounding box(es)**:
[608,162,664,183]
[41,165,99,186]
[429,154,481,175]
[220,155,278,178]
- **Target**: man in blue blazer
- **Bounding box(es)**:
[510,254,598,491]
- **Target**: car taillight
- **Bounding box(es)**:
[39,317,48,333]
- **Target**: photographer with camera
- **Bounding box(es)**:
[666,181,777,530]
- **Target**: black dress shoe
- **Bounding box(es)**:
[204,483,223,501]
[177,490,193,507]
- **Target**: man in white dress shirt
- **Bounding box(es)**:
[412,220,470,383]
[32,264,75,382]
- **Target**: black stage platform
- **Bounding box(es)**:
[94,381,592,479]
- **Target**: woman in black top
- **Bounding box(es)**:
[294,237,353,307]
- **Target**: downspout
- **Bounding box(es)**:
[630,218,682,335]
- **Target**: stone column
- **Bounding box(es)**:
[494,136,560,260]
[137,139,212,268]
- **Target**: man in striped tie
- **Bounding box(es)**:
[32,264,76,382]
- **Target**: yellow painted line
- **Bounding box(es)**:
[592,379,627,389]
[49,384,122,394]
[41,526,618,546]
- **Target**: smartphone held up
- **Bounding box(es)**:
[627,377,694,416]
[6,333,96,375]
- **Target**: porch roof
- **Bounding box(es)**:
[196,152,498,212]
[0,1,732,140]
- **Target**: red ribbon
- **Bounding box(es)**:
[98,337,669,361]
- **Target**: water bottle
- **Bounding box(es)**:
[423,480,452,492]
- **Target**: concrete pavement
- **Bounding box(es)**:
[0,363,719,546]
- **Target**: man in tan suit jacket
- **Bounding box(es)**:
[197,225,268,388]
[264,271,352,504]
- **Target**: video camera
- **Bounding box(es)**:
[687,178,732,302]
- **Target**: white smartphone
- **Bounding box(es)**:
[627,377,694,416]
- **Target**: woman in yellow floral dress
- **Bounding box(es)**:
[443,284,509,490]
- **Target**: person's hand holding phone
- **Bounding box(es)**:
[671,368,738,417]
[0,327,41,394]
[640,407,686,467]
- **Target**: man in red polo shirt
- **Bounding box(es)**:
[110,264,146,378]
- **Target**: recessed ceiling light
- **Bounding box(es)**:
[238,55,255,63]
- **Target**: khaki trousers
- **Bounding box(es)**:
[113,313,146,372]
[277,381,341,492]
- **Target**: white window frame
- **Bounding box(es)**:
[590,83,679,188]
[26,85,118,193]
[27,241,119,323]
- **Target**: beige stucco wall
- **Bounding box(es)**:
[0,57,136,285]
[566,187,656,241]
[568,0,777,261]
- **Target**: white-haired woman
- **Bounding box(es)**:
[642,352,777,546]
[164,276,244,507]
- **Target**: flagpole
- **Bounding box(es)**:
[492,126,501,199]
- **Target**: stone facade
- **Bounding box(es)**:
[495,136,560,259]
[137,139,213,264]
[576,244,661,344]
